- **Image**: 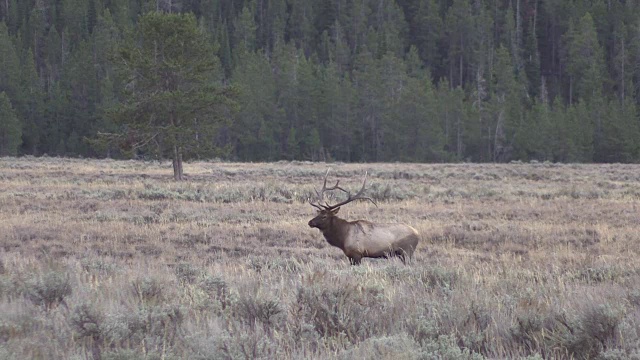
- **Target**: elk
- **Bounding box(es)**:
[308,170,420,265]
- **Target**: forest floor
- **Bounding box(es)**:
[1,157,640,359]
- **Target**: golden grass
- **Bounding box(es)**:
[1,157,640,359]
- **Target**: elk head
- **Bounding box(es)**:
[307,170,377,230]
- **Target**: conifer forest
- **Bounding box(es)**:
[2,0,640,164]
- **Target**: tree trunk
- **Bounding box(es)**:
[494,107,505,162]
[456,112,463,159]
[449,60,453,87]
[569,77,572,105]
[533,0,538,36]
[172,145,183,181]
[61,31,65,66]
[621,38,625,104]
[459,53,463,88]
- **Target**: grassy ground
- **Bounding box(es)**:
[1,157,640,359]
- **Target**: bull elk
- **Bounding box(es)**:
[308,170,420,265]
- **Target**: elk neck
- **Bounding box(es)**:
[321,216,350,249]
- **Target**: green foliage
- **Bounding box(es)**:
[109,11,237,178]
[0,92,22,156]
[24,270,73,309]
[2,0,640,163]
[565,13,605,103]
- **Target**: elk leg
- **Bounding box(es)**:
[349,256,362,266]
[395,250,407,264]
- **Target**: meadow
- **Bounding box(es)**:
[1,157,640,359]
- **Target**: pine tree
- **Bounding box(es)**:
[231,50,278,161]
[596,99,640,162]
[0,91,22,156]
[217,21,232,78]
[87,0,97,34]
[44,26,62,88]
[353,48,385,161]
[61,0,89,44]
[5,0,18,33]
[523,20,541,99]
[286,0,314,54]
[564,12,605,104]
[19,48,44,155]
[234,2,257,53]
[436,79,469,160]
[316,61,355,161]
[109,12,237,179]
[444,0,472,88]
[490,45,522,162]
[411,0,442,69]
[0,22,21,100]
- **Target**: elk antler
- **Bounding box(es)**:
[309,169,377,210]
[309,169,340,210]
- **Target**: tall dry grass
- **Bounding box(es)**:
[1,157,640,359]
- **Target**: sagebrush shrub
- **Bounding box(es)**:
[132,276,165,304]
[174,263,200,284]
[235,296,282,331]
[70,303,104,360]
[25,270,72,309]
[199,275,232,311]
[294,281,386,344]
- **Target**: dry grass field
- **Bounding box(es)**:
[1,157,640,359]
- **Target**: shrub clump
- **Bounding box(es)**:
[174,263,201,284]
[544,305,622,359]
[24,270,72,309]
[131,276,165,305]
[337,334,423,360]
[292,280,387,344]
[70,303,104,360]
[199,275,232,312]
[234,295,283,331]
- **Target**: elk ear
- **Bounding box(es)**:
[330,207,340,215]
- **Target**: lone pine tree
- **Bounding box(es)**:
[109,11,237,180]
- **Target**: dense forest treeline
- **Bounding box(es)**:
[1,0,640,163]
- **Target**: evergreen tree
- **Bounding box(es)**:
[5,0,19,33]
[217,21,232,77]
[0,0,639,163]
[564,12,605,104]
[0,91,22,156]
[523,20,541,99]
[234,2,257,53]
[109,12,237,179]
[62,0,89,44]
[19,48,44,155]
[59,40,98,156]
[596,98,640,162]
[0,22,20,101]
[286,0,314,54]
[444,0,472,88]
[436,80,469,160]
[352,48,385,161]
[490,45,522,162]
[44,26,62,88]
[316,61,356,161]
[231,50,278,161]
[410,0,442,69]
[43,82,72,156]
